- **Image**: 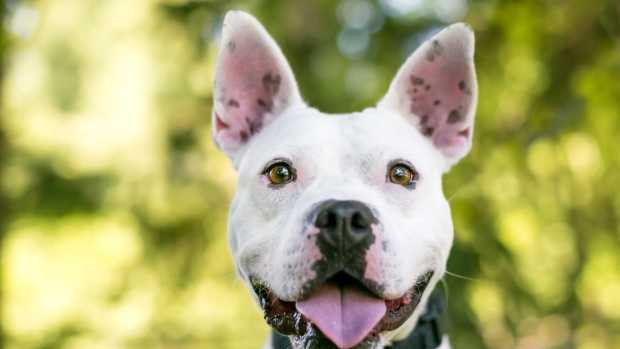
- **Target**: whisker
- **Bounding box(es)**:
[439,278,450,308]
[445,270,482,282]
[446,186,466,202]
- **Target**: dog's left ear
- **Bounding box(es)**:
[378,24,477,170]
[212,11,303,160]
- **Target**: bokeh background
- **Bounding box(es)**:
[1,0,619,348]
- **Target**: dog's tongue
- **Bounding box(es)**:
[296,282,386,349]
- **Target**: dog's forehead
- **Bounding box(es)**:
[239,106,444,174]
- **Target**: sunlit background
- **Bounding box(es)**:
[1,0,619,348]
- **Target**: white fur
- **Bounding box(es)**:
[213,10,478,349]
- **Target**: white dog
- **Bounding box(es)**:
[212,11,477,349]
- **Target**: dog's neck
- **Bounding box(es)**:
[270,287,447,349]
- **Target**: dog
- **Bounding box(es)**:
[211,10,477,349]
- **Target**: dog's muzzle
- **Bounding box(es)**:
[251,200,434,349]
[308,200,379,292]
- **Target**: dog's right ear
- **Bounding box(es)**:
[378,24,477,171]
[212,11,303,160]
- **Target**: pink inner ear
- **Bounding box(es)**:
[405,39,475,157]
[213,22,296,153]
[215,47,284,146]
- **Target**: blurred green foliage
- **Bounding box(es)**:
[1,0,619,348]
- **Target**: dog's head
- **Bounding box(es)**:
[212,11,477,349]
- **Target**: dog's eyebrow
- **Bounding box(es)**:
[260,157,294,173]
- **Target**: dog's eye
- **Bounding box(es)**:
[388,163,418,188]
[265,162,295,185]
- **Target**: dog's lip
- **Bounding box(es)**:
[250,270,435,344]
[299,270,386,302]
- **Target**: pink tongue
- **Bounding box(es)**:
[296,283,386,349]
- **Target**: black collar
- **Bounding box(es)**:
[271,286,447,349]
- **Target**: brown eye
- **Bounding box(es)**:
[388,163,418,188]
[266,162,295,185]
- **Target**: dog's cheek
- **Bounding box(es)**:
[364,225,394,290]
[368,203,445,296]
[433,199,455,259]
[272,228,323,300]
[248,182,299,222]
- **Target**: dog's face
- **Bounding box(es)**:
[212,11,477,349]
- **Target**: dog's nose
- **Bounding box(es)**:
[314,200,375,251]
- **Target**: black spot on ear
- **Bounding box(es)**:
[434,99,441,106]
[263,72,282,95]
[246,117,263,136]
[411,76,425,85]
[447,109,462,124]
[426,40,443,61]
[458,80,472,95]
[425,84,431,91]
[226,41,236,52]
[421,114,429,125]
[257,98,273,111]
[239,131,249,142]
[432,40,443,55]
[422,127,434,137]
[458,128,470,137]
[227,99,240,108]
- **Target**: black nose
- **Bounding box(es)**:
[314,200,375,253]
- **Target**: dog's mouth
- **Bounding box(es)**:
[251,270,434,349]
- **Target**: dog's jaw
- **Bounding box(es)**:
[252,270,438,349]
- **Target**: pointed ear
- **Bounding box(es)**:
[378,23,478,168]
[212,11,303,159]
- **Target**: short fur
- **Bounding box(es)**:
[212,11,477,349]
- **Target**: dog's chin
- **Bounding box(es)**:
[251,270,434,349]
